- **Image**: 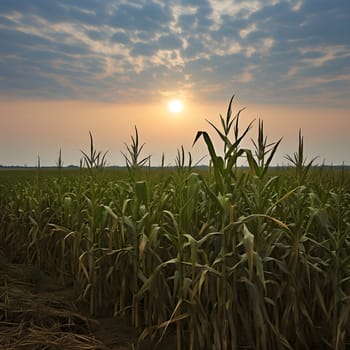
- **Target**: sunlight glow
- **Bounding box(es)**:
[168,99,183,113]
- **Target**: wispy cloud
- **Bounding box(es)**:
[0,0,349,105]
[300,45,350,68]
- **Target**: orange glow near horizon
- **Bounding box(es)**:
[1,98,350,166]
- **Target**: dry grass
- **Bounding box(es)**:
[0,249,106,350]
[0,249,177,350]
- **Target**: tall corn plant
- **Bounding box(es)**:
[311,190,350,349]
[56,148,63,169]
[121,125,151,169]
[285,129,317,184]
[193,95,254,194]
[193,96,277,349]
[81,131,108,170]
[245,119,282,179]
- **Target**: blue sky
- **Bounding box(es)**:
[1,0,349,105]
[0,0,350,166]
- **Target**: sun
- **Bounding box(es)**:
[168,99,183,113]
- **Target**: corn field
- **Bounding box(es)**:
[1,98,349,349]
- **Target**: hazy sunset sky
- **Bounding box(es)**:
[0,0,349,166]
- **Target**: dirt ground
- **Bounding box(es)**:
[0,248,176,350]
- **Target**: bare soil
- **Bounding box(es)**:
[0,249,176,350]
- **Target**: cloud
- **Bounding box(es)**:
[110,2,173,32]
[0,0,349,106]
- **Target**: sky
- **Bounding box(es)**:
[0,0,349,166]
